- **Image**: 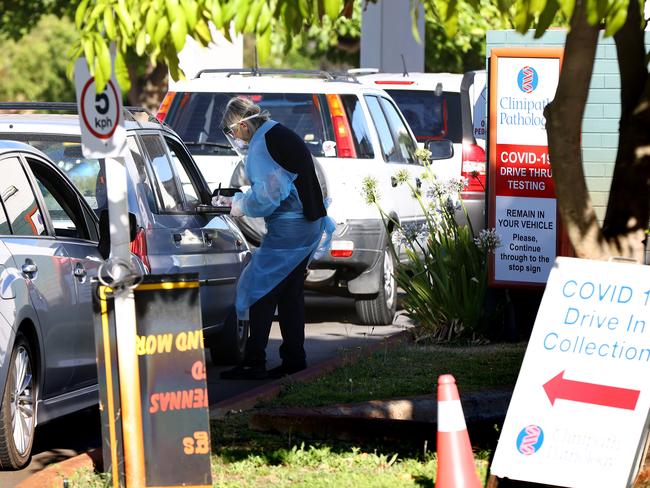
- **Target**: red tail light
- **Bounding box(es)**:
[156,91,176,121]
[461,143,486,193]
[130,227,151,272]
[326,94,356,158]
[374,80,415,85]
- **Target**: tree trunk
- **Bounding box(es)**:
[544,0,604,259]
[602,0,650,263]
[126,61,169,112]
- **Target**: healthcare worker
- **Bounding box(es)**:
[218,97,335,380]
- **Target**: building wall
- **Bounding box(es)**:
[361,0,424,72]
[487,30,650,222]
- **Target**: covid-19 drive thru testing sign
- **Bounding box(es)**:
[491,257,650,487]
[488,48,566,287]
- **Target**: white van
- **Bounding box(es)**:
[158,69,455,325]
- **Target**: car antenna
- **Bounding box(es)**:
[401,54,409,77]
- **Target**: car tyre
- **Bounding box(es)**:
[0,333,36,470]
[355,247,397,325]
[209,310,249,365]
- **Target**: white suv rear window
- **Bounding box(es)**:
[384,90,462,143]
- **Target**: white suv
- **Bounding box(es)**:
[158,69,454,325]
[354,70,487,233]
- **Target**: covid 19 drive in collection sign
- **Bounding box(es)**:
[488,47,564,286]
[491,257,650,487]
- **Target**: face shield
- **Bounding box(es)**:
[222,113,261,159]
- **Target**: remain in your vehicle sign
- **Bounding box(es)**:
[488,47,564,287]
[491,257,650,487]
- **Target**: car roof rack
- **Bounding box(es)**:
[0,101,163,128]
[194,67,344,81]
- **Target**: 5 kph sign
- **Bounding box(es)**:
[74,55,126,158]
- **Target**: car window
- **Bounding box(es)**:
[27,157,91,240]
[166,92,333,157]
[0,156,46,236]
[385,89,462,143]
[340,95,374,159]
[128,137,157,212]
[140,134,184,212]
[364,95,398,163]
[164,137,201,208]
[378,97,418,165]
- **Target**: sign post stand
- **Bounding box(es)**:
[75,54,146,487]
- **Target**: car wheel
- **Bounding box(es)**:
[0,333,36,470]
[209,310,249,365]
[355,248,397,325]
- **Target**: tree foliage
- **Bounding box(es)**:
[0,15,78,102]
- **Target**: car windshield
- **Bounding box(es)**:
[165,92,330,157]
[385,89,462,143]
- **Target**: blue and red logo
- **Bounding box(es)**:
[517,66,539,93]
[516,425,544,455]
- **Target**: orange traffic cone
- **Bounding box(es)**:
[435,374,482,488]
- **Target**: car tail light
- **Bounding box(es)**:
[326,94,356,158]
[330,240,354,258]
[156,91,175,121]
[461,143,486,193]
[130,227,151,272]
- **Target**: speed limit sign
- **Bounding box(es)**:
[74,54,126,158]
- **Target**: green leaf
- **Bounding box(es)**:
[234,0,251,32]
[171,17,188,52]
[245,0,265,32]
[180,0,198,30]
[153,16,170,45]
[195,18,212,44]
[257,3,272,32]
[605,1,629,35]
[323,0,341,19]
[75,0,90,29]
[116,0,134,35]
[556,0,575,19]
[104,8,117,38]
[145,8,159,38]
[93,37,111,92]
[114,49,131,92]
[535,0,560,37]
[82,36,95,68]
[298,0,310,18]
[211,0,223,28]
[136,29,147,55]
[166,0,181,22]
[256,25,272,61]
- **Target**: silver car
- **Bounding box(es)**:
[0,104,251,367]
[0,140,129,468]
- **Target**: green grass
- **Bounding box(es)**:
[70,340,526,487]
[267,342,526,408]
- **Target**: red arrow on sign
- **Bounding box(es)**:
[543,370,640,411]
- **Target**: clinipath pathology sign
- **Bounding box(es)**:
[488,48,563,286]
[491,257,650,487]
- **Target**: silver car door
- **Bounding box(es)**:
[25,156,102,390]
[163,135,242,331]
[0,155,78,399]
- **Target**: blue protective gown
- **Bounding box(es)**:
[232,120,335,319]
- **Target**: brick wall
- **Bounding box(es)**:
[487,29,650,222]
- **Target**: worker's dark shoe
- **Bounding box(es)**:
[220,365,268,380]
[267,363,307,379]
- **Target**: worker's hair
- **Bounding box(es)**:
[221,96,270,133]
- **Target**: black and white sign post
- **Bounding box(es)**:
[75,54,146,487]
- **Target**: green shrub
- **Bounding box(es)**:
[362,159,500,342]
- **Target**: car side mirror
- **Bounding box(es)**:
[98,210,138,260]
[425,139,454,160]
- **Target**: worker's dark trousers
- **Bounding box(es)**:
[243,256,310,370]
